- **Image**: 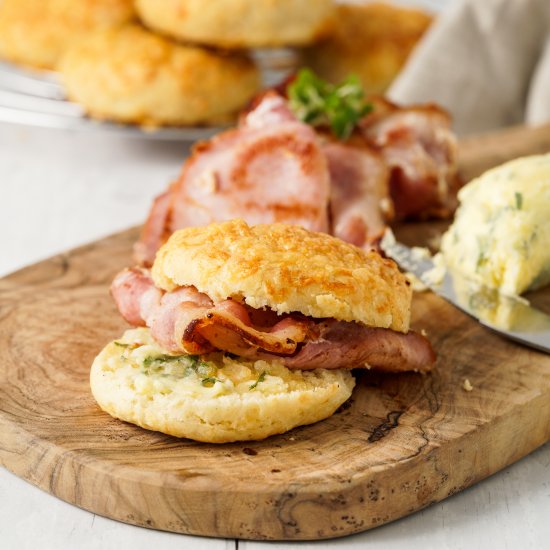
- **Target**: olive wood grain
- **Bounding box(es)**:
[1,125,550,540]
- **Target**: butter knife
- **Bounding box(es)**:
[380,232,550,354]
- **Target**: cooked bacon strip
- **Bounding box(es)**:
[152,286,213,353]
[240,91,297,128]
[110,267,158,327]
[134,190,173,268]
[190,303,308,356]
[111,268,435,373]
[324,141,391,249]
[360,98,459,220]
[134,92,460,266]
[271,320,435,373]
[134,93,331,266]
[170,97,330,229]
[110,268,309,355]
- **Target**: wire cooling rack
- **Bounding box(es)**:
[0,49,297,141]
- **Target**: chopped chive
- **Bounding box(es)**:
[143,354,198,368]
[113,341,131,348]
[249,371,267,390]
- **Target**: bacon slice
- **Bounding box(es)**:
[110,268,309,355]
[256,320,435,373]
[360,98,460,220]
[134,92,460,266]
[152,286,213,353]
[189,302,308,357]
[135,93,331,266]
[110,267,159,327]
[240,91,297,128]
[111,268,436,373]
[134,190,173,268]
[324,140,391,249]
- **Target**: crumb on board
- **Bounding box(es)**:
[421,328,428,337]
[463,378,474,392]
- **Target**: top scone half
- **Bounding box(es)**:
[92,220,435,443]
[112,219,435,372]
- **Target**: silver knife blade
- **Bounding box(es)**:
[380,232,550,354]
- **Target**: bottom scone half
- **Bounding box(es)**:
[90,327,355,443]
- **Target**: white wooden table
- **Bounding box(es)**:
[1,117,550,550]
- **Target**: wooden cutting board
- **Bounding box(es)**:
[1,124,550,541]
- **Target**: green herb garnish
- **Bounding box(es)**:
[143,354,198,368]
[141,353,218,380]
[287,69,373,140]
[114,341,132,348]
[515,192,523,210]
[476,250,487,271]
[475,236,490,272]
[141,353,202,376]
[249,371,267,390]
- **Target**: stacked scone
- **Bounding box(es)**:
[0,1,435,126]
[0,0,336,126]
[302,1,433,94]
[57,24,260,126]
[0,0,136,70]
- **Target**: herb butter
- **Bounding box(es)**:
[441,154,550,296]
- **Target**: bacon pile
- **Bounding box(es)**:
[111,268,436,373]
[135,92,459,266]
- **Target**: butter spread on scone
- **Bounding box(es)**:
[91,327,355,443]
[93,220,435,442]
[441,154,550,296]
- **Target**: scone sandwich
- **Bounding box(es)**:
[91,219,435,443]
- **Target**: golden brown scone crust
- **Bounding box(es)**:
[0,0,135,70]
[301,1,433,94]
[152,219,412,332]
[91,327,355,443]
[135,0,335,48]
[57,25,260,126]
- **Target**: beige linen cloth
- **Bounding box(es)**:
[388,0,550,135]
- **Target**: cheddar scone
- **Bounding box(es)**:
[58,25,260,126]
[152,219,412,330]
[91,327,355,443]
[0,0,135,70]
[135,0,335,48]
[301,1,433,94]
